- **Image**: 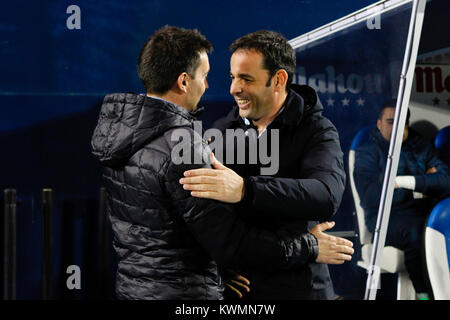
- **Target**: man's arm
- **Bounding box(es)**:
[353,142,409,211]
[166,139,353,271]
[181,124,345,221]
[354,146,385,211]
[247,123,345,221]
[396,143,450,197]
[417,143,450,196]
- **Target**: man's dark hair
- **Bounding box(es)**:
[230,30,296,91]
[378,99,410,125]
[137,26,212,94]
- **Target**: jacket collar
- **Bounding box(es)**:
[92,92,200,166]
[271,85,305,127]
[189,106,205,119]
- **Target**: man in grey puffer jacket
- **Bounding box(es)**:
[91,26,354,300]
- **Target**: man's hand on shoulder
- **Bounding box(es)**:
[179,153,245,203]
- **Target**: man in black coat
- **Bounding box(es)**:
[354,102,450,299]
[92,26,353,300]
[180,30,346,299]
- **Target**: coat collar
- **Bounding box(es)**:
[220,84,322,130]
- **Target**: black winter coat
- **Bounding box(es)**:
[213,84,346,299]
[91,93,320,300]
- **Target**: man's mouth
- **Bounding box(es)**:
[236,98,251,109]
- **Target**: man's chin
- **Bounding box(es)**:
[239,109,250,119]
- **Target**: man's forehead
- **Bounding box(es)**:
[382,107,396,118]
[230,49,265,71]
[198,51,210,70]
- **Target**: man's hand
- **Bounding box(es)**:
[426,166,437,174]
[180,153,245,203]
[309,221,354,264]
[224,270,250,299]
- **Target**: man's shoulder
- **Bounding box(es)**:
[135,124,204,166]
[406,129,434,151]
[138,125,196,154]
[302,113,336,133]
[160,126,213,175]
[355,130,382,154]
[288,109,339,147]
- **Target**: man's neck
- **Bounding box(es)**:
[252,91,288,133]
[146,92,188,111]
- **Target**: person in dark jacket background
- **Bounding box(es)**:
[180,30,347,299]
[354,100,450,299]
[91,26,354,300]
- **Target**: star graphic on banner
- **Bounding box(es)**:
[356,97,365,106]
[342,98,350,106]
[326,97,335,106]
[432,97,440,106]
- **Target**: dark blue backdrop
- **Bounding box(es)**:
[1,0,382,132]
[1,0,448,300]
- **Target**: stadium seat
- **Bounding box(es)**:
[434,126,450,166]
[425,198,450,300]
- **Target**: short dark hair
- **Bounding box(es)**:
[230,30,296,91]
[137,26,212,94]
[378,99,410,125]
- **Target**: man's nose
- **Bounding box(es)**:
[230,79,242,96]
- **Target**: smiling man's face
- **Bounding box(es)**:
[229,49,277,121]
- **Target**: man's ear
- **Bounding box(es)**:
[176,72,189,93]
[377,119,382,131]
[273,69,288,92]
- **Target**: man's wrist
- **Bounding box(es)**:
[240,177,245,202]
[395,175,416,190]
[307,233,319,262]
[239,177,254,205]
